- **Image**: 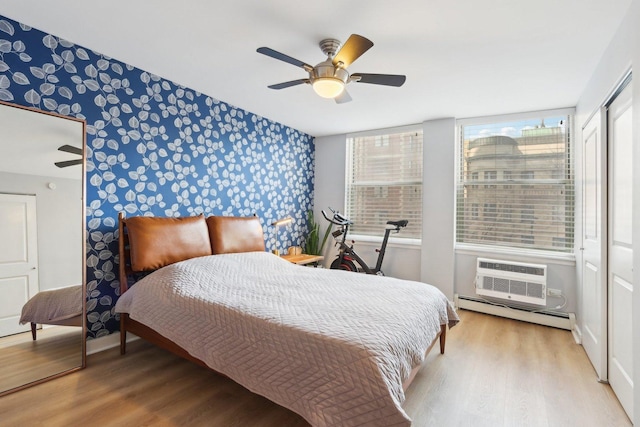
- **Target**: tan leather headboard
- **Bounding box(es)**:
[206,216,266,254]
[125,214,212,271]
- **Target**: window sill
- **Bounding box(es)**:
[454,243,576,266]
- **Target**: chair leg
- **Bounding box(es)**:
[439,324,447,354]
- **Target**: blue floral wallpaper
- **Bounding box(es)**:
[0,16,315,339]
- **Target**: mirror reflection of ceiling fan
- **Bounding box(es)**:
[257,34,406,104]
[55,144,82,168]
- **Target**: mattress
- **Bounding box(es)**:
[115,251,458,426]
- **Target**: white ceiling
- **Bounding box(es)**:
[0,102,84,180]
[0,0,632,137]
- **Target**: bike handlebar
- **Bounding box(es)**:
[322,208,352,226]
[321,209,333,223]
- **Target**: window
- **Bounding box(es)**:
[503,204,512,221]
[521,170,534,188]
[471,172,479,189]
[521,205,534,223]
[521,235,535,246]
[553,237,568,247]
[503,170,513,189]
[456,112,574,252]
[346,127,423,239]
[484,171,497,188]
[374,135,389,147]
[483,203,497,220]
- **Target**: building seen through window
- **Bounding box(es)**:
[346,128,423,239]
[457,115,574,252]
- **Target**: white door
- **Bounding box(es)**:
[581,111,608,381]
[0,193,39,337]
[607,81,633,420]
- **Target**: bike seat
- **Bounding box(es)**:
[386,220,408,228]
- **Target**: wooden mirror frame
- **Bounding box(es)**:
[0,100,86,397]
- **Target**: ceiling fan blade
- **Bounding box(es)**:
[332,34,373,68]
[55,159,83,168]
[334,90,352,104]
[58,144,83,155]
[268,79,310,90]
[257,47,313,71]
[351,73,406,87]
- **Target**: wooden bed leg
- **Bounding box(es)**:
[30,322,37,341]
[120,315,127,355]
[439,324,447,354]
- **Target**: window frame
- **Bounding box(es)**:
[454,108,576,259]
[344,124,423,243]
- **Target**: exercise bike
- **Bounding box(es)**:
[321,207,408,275]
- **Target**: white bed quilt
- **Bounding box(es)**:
[20,285,83,324]
[115,251,459,426]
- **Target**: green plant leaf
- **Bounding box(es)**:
[304,210,321,255]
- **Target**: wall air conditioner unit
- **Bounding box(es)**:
[476,258,547,306]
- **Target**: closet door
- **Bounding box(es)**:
[607,81,633,420]
[581,111,607,381]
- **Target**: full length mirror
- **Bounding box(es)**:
[0,100,85,396]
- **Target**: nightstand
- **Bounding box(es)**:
[281,254,324,266]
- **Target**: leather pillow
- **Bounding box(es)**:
[126,215,212,271]
[206,216,265,254]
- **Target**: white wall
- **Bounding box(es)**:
[574,1,639,423]
[313,134,346,227]
[0,172,83,291]
[421,118,455,298]
[312,133,346,268]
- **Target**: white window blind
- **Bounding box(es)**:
[456,114,574,252]
[346,129,423,239]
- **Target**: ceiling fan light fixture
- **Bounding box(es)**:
[312,78,345,98]
[259,34,405,103]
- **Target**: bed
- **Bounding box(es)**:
[19,285,83,340]
[115,213,459,426]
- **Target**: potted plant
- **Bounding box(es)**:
[304,210,331,256]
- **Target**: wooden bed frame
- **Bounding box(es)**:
[118,212,211,369]
[117,212,447,392]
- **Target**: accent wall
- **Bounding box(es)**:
[0,16,315,339]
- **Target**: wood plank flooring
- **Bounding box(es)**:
[0,310,631,426]
[0,326,83,394]
[403,310,631,426]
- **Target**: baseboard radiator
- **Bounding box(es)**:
[455,294,574,330]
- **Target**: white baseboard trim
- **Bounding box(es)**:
[454,294,575,332]
[86,332,139,355]
[572,323,582,345]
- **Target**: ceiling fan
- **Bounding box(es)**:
[257,34,406,104]
[55,144,82,168]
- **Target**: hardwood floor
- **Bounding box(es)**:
[0,326,83,393]
[403,310,631,426]
[0,310,630,426]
